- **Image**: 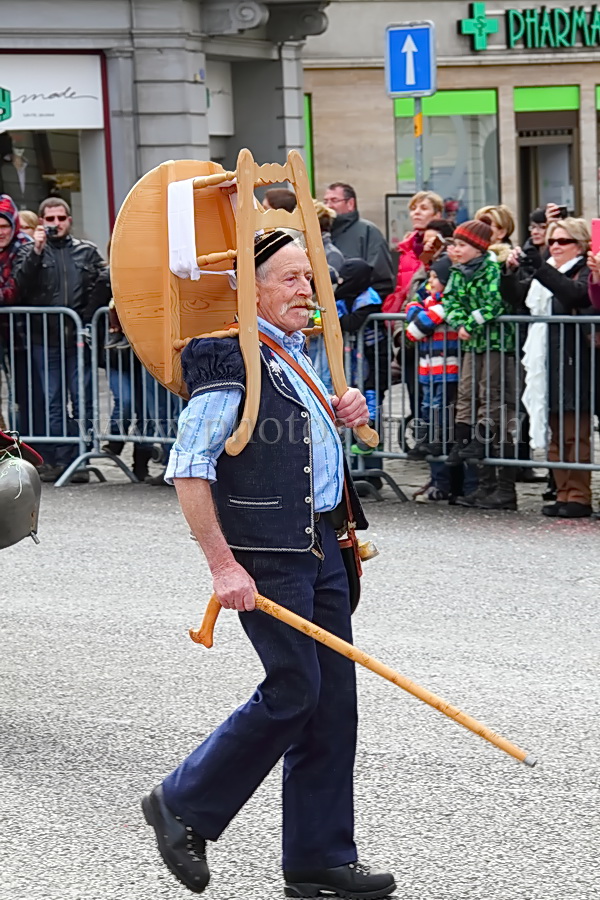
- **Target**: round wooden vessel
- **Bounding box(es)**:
[110,159,238,398]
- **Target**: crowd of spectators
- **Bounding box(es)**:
[384,191,600,518]
[2,182,600,515]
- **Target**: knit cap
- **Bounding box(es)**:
[0,194,18,241]
[453,217,492,253]
[430,254,452,286]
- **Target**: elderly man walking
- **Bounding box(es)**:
[142,231,396,900]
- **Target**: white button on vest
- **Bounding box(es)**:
[301,411,308,418]
[303,437,310,444]
[305,526,312,534]
[305,497,311,503]
[304,466,311,474]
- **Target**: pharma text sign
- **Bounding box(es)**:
[459,2,600,52]
[0,55,103,129]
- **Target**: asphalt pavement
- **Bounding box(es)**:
[1,467,598,900]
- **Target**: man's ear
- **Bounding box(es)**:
[348,197,356,212]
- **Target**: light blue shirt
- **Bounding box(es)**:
[165,317,344,512]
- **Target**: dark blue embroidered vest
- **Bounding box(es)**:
[181,336,367,552]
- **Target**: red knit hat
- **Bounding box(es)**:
[453,218,492,253]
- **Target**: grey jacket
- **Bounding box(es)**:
[330,211,394,301]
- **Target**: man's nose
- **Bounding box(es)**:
[298,276,312,296]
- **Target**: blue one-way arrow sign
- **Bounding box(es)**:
[385,22,437,98]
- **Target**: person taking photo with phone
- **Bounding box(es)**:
[14,198,110,482]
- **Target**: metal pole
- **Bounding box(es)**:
[414,96,424,190]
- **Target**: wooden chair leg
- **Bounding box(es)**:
[289,151,379,449]
[225,148,261,456]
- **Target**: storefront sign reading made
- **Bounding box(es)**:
[460,1,600,52]
[0,55,103,130]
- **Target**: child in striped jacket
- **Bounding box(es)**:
[404,255,459,481]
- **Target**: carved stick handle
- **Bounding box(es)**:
[189,594,222,648]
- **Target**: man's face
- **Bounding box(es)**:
[0,218,13,250]
[41,205,71,238]
[323,186,355,214]
[256,243,316,335]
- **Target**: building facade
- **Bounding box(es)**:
[304,0,600,239]
[0,0,329,250]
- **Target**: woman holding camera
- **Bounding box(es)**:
[502,218,594,518]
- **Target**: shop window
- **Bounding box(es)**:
[0,129,80,219]
[394,89,499,223]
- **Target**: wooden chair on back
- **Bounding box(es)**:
[111,148,378,455]
[191,148,378,455]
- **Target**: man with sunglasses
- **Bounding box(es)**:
[14,198,110,482]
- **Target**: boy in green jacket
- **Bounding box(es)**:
[443,218,517,510]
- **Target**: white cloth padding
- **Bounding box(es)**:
[168,178,202,281]
[168,176,257,286]
[521,255,582,449]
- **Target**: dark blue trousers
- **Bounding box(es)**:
[162,518,358,870]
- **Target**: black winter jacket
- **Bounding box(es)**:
[14,235,110,345]
[501,258,597,412]
[330,211,394,301]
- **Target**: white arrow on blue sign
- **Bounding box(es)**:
[385,22,437,98]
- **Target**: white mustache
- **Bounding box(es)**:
[283,299,319,313]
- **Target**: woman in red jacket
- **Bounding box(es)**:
[384,191,443,439]
[383,190,444,316]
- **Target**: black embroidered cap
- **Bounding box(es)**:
[253,230,295,268]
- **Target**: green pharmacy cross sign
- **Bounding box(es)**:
[459,2,600,52]
[0,87,11,123]
[460,2,499,51]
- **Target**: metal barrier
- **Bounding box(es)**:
[89,307,184,481]
[2,306,600,494]
[0,306,185,486]
[0,306,106,487]
[347,312,600,499]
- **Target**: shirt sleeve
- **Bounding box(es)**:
[165,388,243,484]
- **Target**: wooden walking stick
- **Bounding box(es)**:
[190,595,537,768]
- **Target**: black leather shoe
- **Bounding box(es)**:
[284,861,396,899]
[142,785,210,894]
[542,502,562,517]
[455,487,490,508]
[557,502,592,519]
[476,489,517,511]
